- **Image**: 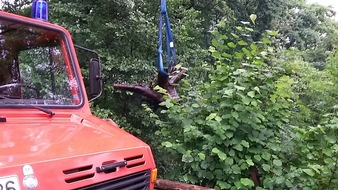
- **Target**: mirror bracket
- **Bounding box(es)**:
[74,45,102,102]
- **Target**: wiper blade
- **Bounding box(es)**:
[24,104,55,117]
[0,95,55,117]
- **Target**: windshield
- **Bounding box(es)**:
[0,18,82,107]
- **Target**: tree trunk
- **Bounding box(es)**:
[155,179,215,190]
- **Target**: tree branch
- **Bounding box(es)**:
[113,83,164,103]
[113,66,187,104]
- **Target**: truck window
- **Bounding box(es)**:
[0,18,82,106]
[19,46,73,103]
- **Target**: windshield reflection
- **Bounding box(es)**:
[0,19,81,106]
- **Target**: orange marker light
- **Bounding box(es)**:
[151,168,158,183]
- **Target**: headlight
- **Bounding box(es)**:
[23,175,38,190]
[22,165,38,190]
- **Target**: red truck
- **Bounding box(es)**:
[0,2,157,190]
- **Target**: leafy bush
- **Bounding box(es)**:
[153,19,296,189]
[152,18,338,189]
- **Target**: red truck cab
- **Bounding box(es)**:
[0,8,157,190]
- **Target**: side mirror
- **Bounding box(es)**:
[89,58,102,101]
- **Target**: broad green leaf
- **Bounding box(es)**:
[220,34,228,40]
[150,113,158,118]
[242,97,251,105]
[200,161,209,169]
[250,43,257,51]
[250,14,257,24]
[232,165,241,174]
[238,40,248,46]
[234,181,243,189]
[254,86,260,93]
[209,46,216,53]
[218,22,226,28]
[262,152,271,160]
[217,181,231,189]
[162,141,172,147]
[324,158,334,164]
[154,85,167,94]
[223,89,234,96]
[227,42,236,48]
[325,135,336,144]
[182,154,194,163]
[254,155,261,161]
[207,113,217,120]
[270,144,281,151]
[275,176,285,184]
[262,37,271,44]
[240,178,254,187]
[307,153,314,160]
[212,39,222,47]
[241,140,250,148]
[273,159,282,167]
[231,33,240,39]
[251,101,258,107]
[242,47,252,57]
[225,157,234,165]
[225,132,234,138]
[212,51,222,59]
[262,164,270,171]
[323,148,333,157]
[261,51,268,56]
[212,147,220,154]
[234,52,244,59]
[236,26,243,31]
[217,151,227,160]
[309,164,321,174]
[215,116,222,122]
[234,144,243,151]
[210,30,220,37]
[198,153,206,160]
[245,27,254,32]
[303,169,315,177]
[246,159,254,166]
[247,91,255,98]
[266,30,278,36]
[192,103,199,108]
[222,53,232,58]
[229,150,235,157]
[235,85,245,91]
[231,111,239,119]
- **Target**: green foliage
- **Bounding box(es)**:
[152,18,338,189]
[154,21,295,189]
[284,114,338,189]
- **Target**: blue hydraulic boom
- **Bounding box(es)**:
[113,0,187,104]
[157,0,177,77]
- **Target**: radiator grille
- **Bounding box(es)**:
[125,154,145,169]
[75,170,150,190]
[63,165,94,183]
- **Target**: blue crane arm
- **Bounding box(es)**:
[157,0,177,77]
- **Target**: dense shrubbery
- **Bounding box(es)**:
[151,19,338,189]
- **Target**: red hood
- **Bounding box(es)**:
[0,113,150,167]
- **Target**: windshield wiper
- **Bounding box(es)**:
[24,104,55,117]
[0,95,55,117]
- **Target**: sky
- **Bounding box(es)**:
[307,0,338,19]
[307,0,338,7]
